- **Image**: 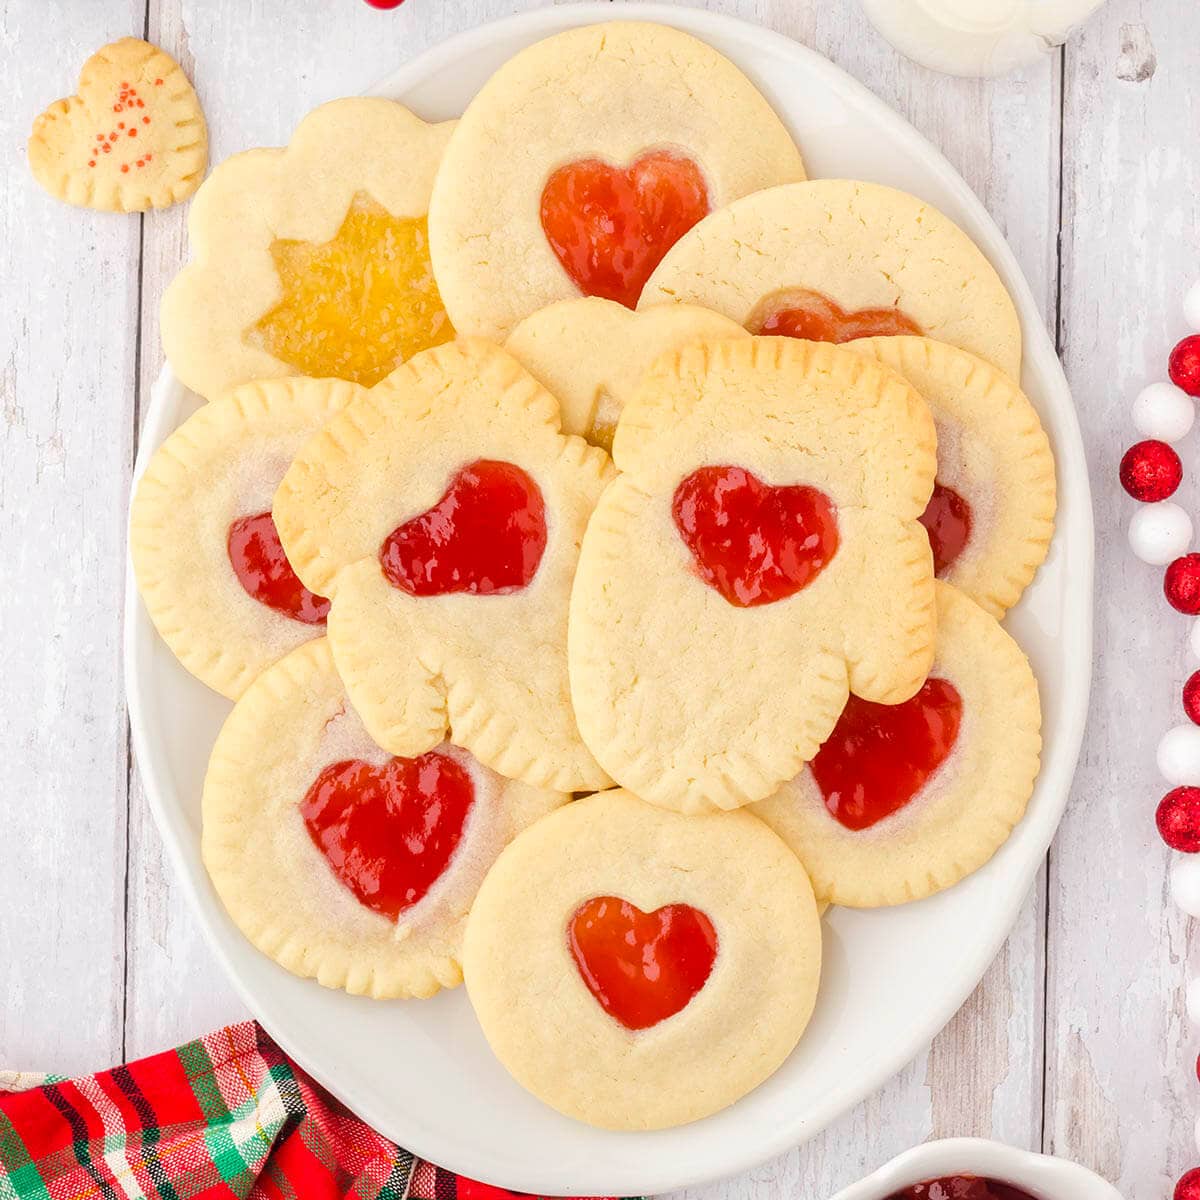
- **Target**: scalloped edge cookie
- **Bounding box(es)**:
[130,376,363,699]
[202,638,567,999]
[161,98,454,399]
[428,21,806,340]
[29,38,207,212]
[845,336,1056,617]
[274,339,615,792]
[568,337,937,814]
[641,179,1022,378]
[505,297,749,451]
[752,581,1041,907]
[463,789,821,1130]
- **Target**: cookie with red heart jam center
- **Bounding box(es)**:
[464,790,821,1130]
[753,581,1041,908]
[202,638,567,999]
[428,21,805,340]
[568,337,938,814]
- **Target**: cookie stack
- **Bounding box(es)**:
[132,21,1056,1132]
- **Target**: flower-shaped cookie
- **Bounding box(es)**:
[505,297,748,452]
[464,790,821,1130]
[162,98,455,399]
[131,377,362,699]
[569,337,937,813]
[753,582,1041,907]
[846,336,1056,617]
[642,179,1022,377]
[274,339,615,792]
[428,21,806,340]
[28,38,207,212]
[203,638,566,998]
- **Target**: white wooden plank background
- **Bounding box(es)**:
[0,0,1193,1195]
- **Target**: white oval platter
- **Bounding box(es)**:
[125,4,1094,1195]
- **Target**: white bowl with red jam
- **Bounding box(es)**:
[125,3,1093,1194]
[835,1140,1123,1200]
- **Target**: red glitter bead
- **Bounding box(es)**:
[1171,335,1200,398]
[1167,555,1200,614]
[1119,439,1182,502]
[1158,788,1200,851]
[363,0,406,7]
[1185,672,1200,725]
[1175,1169,1200,1200]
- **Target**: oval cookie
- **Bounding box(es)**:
[753,581,1041,907]
[505,297,749,451]
[130,377,362,699]
[846,336,1056,617]
[568,337,937,814]
[464,790,821,1130]
[203,638,567,998]
[428,22,806,340]
[274,339,615,792]
[642,179,1022,378]
[162,98,455,399]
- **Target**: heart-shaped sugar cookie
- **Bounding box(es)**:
[28,37,207,212]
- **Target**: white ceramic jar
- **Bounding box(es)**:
[830,1138,1123,1200]
[859,0,1107,77]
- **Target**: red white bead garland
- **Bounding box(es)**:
[1121,280,1200,1182]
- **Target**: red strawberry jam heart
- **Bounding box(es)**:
[919,482,973,575]
[540,150,710,310]
[886,1177,1041,1200]
[227,511,330,625]
[672,465,839,607]
[379,459,547,596]
[753,289,923,343]
[812,677,963,831]
[300,750,474,921]
[568,896,718,1031]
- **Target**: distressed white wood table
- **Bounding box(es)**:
[1,0,1196,1195]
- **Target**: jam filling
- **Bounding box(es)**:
[540,150,710,310]
[813,678,963,831]
[672,465,839,607]
[300,750,474,921]
[568,896,718,1031]
[885,1177,1040,1200]
[380,460,547,597]
[920,481,973,575]
[252,192,454,386]
[751,289,922,344]
[227,511,330,625]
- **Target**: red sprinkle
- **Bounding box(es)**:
[102,144,111,153]
[136,99,144,107]
[112,104,122,112]
[88,160,96,168]
[142,116,150,124]
[120,164,129,173]
[118,122,125,130]
[128,128,137,137]
[154,78,163,86]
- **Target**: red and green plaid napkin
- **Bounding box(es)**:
[0,1021,624,1200]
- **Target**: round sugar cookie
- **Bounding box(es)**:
[505,298,749,451]
[162,98,455,400]
[642,179,1022,378]
[753,581,1041,908]
[428,21,806,340]
[203,639,566,999]
[274,339,615,793]
[130,377,362,699]
[463,790,821,1130]
[846,336,1056,617]
[568,337,937,815]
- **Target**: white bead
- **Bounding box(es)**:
[1133,381,1195,442]
[1187,977,1200,1025]
[1171,858,1200,918]
[1185,279,1200,333]
[1158,725,1200,786]
[1128,502,1193,566]
[1189,619,1200,661]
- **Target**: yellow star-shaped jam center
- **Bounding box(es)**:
[250,192,454,386]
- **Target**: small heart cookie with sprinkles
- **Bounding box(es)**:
[28,37,207,212]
